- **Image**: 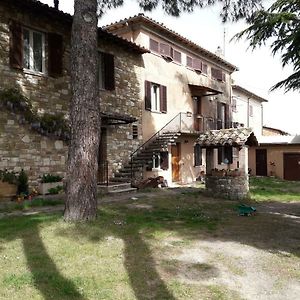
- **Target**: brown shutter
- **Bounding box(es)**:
[159,43,172,57]
[202,63,208,74]
[217,102,222,129]
[193,58,202,72]
[225,104,230,128]
[211,68,223,81]
[218,147,223,164]
[149,38,159,52]
[160,85,167,113]
[160,151,169,170]
[104,52,115,90]
[186,56,193,68]
[48,33,63,77]
[145,81,151,111]
[9,21,23,69]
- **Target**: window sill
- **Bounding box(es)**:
[23,69,47,77]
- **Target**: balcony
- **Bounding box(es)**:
[165,112,232,134]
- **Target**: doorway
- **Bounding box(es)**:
[171,143,181,182]
[256,149,267,176]
[284,153,300,181]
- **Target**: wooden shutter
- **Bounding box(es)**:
[160,151,169,170]
[225,104,230,128]
[186,56,193,68]
[48,33,63,77]
[9,21,23,69]
[172,50,181,63]
[218,147,223,164]
[211,68,223,81]
[145,81,151,111]
[104,52,115,90]
[194,144,202,166]
[202,63,208,74]
[225,146,233,164]
[193,58,202,72]
[159,43,172,57]
[217,102,222,129]
[160,85,167,113]
[149,38,159,52]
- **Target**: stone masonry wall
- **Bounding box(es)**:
[0,2,143,186]
[205,175,249,200]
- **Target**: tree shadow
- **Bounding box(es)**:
[0,214,84,300]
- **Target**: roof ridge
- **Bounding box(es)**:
[103,14,238,71]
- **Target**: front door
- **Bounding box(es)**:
[171,143,181,182]
[256,149,267,176]
[98,128,107,183]
[284,153,300,181]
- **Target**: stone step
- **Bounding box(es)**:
[111,177,132,182]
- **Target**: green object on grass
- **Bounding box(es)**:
[238,204,256,216]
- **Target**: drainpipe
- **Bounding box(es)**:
[261,104,264,136]
[54,0,59,10]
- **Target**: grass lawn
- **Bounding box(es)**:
[250,176,300,202]
[0,180,299,299]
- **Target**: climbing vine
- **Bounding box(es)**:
[0,88,70,140]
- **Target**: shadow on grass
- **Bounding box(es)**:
[0,214,84,300]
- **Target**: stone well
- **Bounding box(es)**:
[205,175,249,200]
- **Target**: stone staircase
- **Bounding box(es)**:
[112,131,181,183]
[97,182,137,194]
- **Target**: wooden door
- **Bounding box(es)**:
[171,143,181,182]
[98,128,107,183]
[256,149,267,176]
[284,153,300,181]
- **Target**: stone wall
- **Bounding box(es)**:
[0,2,143,186]
[205,175,249,200]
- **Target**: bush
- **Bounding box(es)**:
[0,169,18,185]
[17,169,29,195]
[41,173,63,183]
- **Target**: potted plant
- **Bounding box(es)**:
[0,169,18,199]
[39,173,63,195]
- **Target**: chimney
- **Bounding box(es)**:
[54,0,59,10]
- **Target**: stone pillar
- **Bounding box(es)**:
[206,147,214,175]
[239,145,249,176]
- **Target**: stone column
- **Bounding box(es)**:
[239,145,249,176]
[206,147,214,175]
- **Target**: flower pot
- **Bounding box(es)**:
[0,181,17,199]
[39,182,63,195]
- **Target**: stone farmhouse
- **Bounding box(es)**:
[1,0,263,190]
[0,0,148,186]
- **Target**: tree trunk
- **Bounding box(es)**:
[64,0,100,221]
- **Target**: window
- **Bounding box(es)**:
[132,125,138,139]
[9,22,63,76]
[173,49,182,63]
[202,63,208,75]
[98,51,115,90]
[149,38,159,52]
[23,28,45,73]
[152,151,169,170]
[194,144,202,166]
[249,105,253,117]
[211,67,225,81]
[145,81,167,113]
[186,56,193,68]
[218,146,233,164]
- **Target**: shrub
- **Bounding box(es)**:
[0,169,18,185]
[17,169,29,195]
[41,173,63,183]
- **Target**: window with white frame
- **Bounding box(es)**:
[151,84,160,112]
[23,28,45,73]
[152,151,169,170]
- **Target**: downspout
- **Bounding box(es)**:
[261,103,263,136]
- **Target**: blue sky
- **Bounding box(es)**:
[41,0,299,134]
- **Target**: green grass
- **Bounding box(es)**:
[250,177,300,202]
[0,198,64,212]
[0,190,299,299]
